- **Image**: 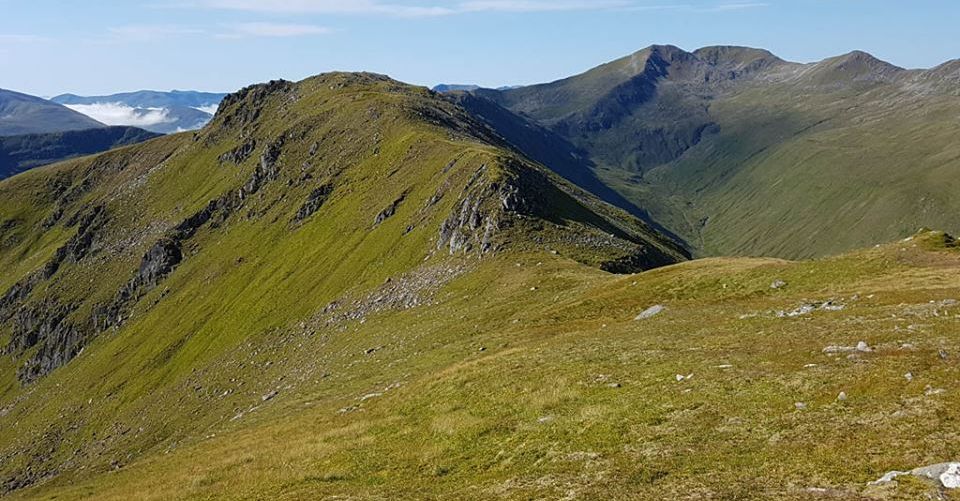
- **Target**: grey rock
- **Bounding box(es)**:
[294,184,334,222]
[218,138,256,165]
[870,462,960,489]
[635,305,665,320]
[374,194,406,226]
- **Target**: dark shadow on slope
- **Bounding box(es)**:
[0,126,162,179]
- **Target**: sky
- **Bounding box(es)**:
[1,0,959,97]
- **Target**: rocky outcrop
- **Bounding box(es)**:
[437,165,510,255]
[242,137,284,197]
[600,246,685,274]
[2,204,184,382]
[1,205,108,347]
[218,138,256,165]
[374,193,407,226]
[295,184,334,222]
[16,306,83,384]
[44,205,108,278]
[133,239,182,289]
[216,80,294,130]
[871,462,960,490]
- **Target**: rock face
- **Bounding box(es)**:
[218,138,256,165]
[434,160,686,271]
[375,194,407,226]
[295,184,334,222]
[137,239,183,288]
[244,137,284,197]
[437,165,507,255]
[0,205,112,383]
[216,79,295,130]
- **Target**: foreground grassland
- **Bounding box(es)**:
[8,232,960,500]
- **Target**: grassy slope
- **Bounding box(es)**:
[5,232,959,500]
[0,73,684,497]
[625,82,960,259]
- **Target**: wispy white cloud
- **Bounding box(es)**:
[172,0,642,17]
[193,0,456,17]
[218,22,333,38]
[63,103,176,127]
[164,0,769,17]
[103,22,330,42]
[0,34,52,43]
[193,104,220,114]
[108,25,206,42]
[458,0,631,13]
[698,2,768,12]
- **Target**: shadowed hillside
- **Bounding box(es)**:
[0,126,161,179]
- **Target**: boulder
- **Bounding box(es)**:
[635,305,665,320]
[870,462,960,489]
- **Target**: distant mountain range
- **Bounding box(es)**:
[52,90,227,134]
[432,84,523,93]
[0,88,104,136]
[466,45,960,258]
[0,88,161,174]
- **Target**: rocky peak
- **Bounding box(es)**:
[693,46,787,73]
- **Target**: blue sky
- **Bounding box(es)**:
[1,0,958,96]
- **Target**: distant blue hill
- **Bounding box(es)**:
[0,88,105,136]
[432,84,523,93]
